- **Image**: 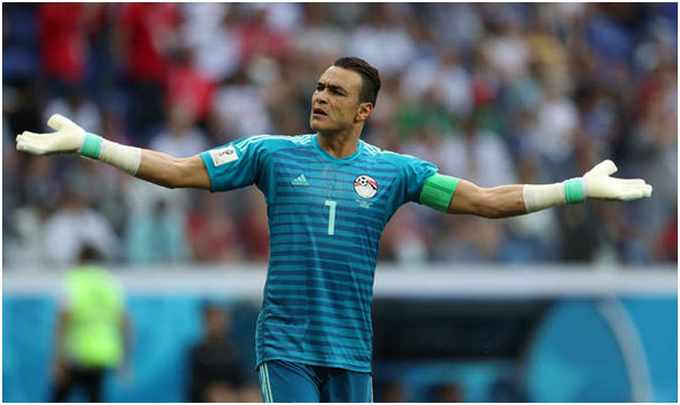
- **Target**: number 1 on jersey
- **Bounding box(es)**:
[324,200,337,236]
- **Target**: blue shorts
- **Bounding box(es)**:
[257,360,373,402]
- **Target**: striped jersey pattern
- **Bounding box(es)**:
[200,134,438,372]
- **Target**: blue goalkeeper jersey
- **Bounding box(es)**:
[200,134,438,372]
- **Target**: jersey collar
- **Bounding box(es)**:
[313,133,364,163]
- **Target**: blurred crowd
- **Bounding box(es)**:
[3,3,677,270]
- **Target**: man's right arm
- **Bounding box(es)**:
[16,114,211,190]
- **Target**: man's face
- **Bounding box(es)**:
[309,66,371,134]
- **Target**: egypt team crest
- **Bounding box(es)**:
[353,175,378,199]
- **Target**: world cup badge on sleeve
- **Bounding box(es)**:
[209,145,239,166]
[353,175,378,199]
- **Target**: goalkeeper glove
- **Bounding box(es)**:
[16,114,141,175]
[523,160,652,212]
[16,114,86,155]
[581,159,652,201]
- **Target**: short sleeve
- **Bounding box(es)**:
[402,155,439,203]
[199,136,269,192]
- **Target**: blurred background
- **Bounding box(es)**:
[2,2,677,402]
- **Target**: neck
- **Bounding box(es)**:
[317,126,362,158]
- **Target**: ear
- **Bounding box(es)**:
[355,102,374,123]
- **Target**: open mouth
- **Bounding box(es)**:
[312,108,327,116]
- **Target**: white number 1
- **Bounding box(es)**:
[324,200,337,236]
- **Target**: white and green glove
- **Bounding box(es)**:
[580,159,652,201]
[16,114,86,155]
[16,114,141,175]
[523,160,653,212]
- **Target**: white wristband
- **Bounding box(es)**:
[522,183,566,213]
[99,139,142,176]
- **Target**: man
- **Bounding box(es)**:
[17,57,652,402]
[188,304,248,402]
[52,245,131,402]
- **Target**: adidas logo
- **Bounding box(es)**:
[291,174,309,186]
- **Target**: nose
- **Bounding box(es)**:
[314,91,328,105]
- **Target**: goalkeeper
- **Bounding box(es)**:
[16,57,652,402]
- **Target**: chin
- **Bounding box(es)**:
[310,117,344,135]
[310,120,328,133]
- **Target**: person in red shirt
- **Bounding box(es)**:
[166,48,216,125]
[235,7,291,66]
[116,3,180,146]
[38,4,89,96]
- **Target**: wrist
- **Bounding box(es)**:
[563,177,586,204]
[79,133,103,158]
[523,178,587,213]
[78,133,142,176]
[522,183,563,212]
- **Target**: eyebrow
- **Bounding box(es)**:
[317,81,348,94]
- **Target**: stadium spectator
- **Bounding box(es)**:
[120,106,208,265]
[235,189,270,263]
[125,199,190,265]
[234,5,292,65]
[44,89,102,136]
[188,304,249,402]
[348,4,417,77]
[3,4,41,84]
[165,47,216,124]
[380,204,429,263]
[294,4,347,63]
[38,4,91,96]
[480,8,531,83]
[116,3,181,145]
[187,194,243,263]
[656,212,678,262]
[181,4,240,83]
[43,188,119,268]
[149,105,209,158]
[212,66,273,139]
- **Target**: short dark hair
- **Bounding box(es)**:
[78,243,102,263]
[333,57,381,107]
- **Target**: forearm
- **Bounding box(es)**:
[479,184,528,218]
[135,149,184,188]
[85,136,178,188]
[522,180,584,213]
[477,168,651,218]
[481,181,582,218]
[84,135,209,189]
[442,176,585,218]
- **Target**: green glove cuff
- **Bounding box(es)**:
[420,174,460,212]
[80,133,103,159]
[564,178,586,204]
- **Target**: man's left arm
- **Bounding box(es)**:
[420,160,653,218]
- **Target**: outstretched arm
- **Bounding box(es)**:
[446,180,526,218]
[420,160,653,218]
[16,114,210,189]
